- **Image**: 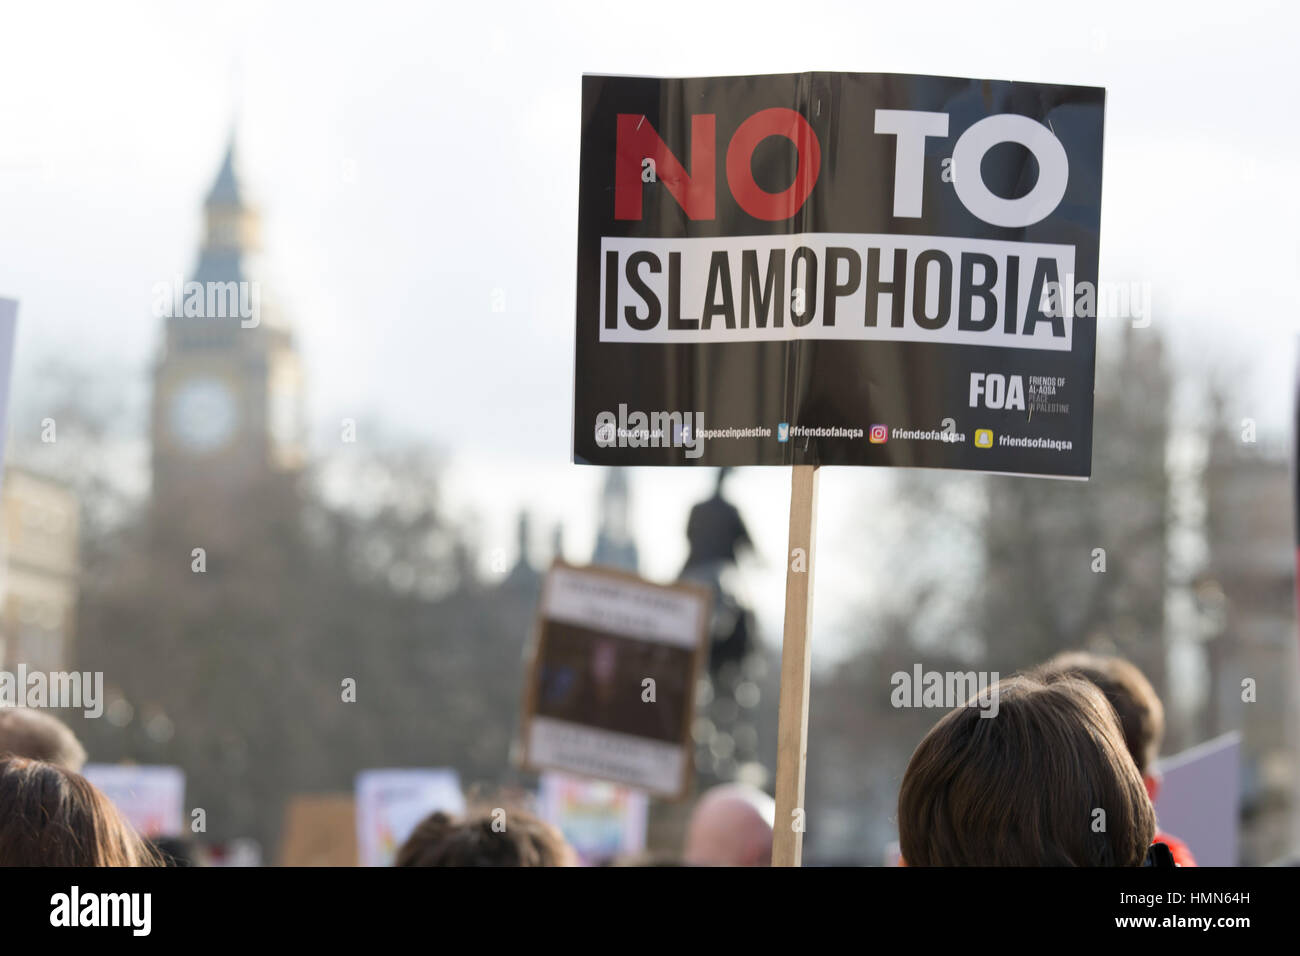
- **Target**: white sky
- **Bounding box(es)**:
[1,0,1297,659]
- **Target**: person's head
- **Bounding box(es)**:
[898,676,1154,866]
[0,708,87,771]
[1030,651,1165,800]
[395,805,576,867]
[604,851,687,866]
[0,756,160,866]
[683,783,775,866]
[151,835,206,867]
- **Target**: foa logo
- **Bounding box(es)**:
[969,373,1025,410]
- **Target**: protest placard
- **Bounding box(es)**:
[279,794,358,867]
[519,562,710,799]
[536,770,649,865]
[574,72,1104,478]
[0,298,17,487]
[82,763,186,837]
[572,71,1105,864]
[1152,732,1241,867]
[355,768,465,867]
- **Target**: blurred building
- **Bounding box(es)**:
[591,470,638,572]
[0,466,80,673]
[980,326,1172,694]
[150,134,305,510]
[1201,426,1300,863]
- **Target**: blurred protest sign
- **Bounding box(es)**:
[83,763,185,837]
[519,562,710,799]
[1294,353,1300,627]
[355,768,464,867]
[1152,732,1241,866]
[536,770,649,865]
[279,794,358,866]
[572,72,1105,865]
[206,839,262,867]
[0,299,17,485]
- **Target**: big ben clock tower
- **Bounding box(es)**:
[151,134,305,508]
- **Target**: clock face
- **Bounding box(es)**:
[168,377,238,453]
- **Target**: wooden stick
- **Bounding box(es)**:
[771,464,820,867]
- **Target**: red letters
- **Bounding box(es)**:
[726,108,821,222]
[615,114,716,221]
[615,109,821,222]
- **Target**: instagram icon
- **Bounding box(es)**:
[869,424,888,444]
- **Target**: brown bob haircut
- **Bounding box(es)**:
[395,805,574,867]
[1030,651,1164,776]
[0,756,160,867]
[898,676,1154,866]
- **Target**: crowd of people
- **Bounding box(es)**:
[0,649,1195,867]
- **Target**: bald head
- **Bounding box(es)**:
[0,708,87,770]
[683,783,775,866]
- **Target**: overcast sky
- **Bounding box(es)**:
[1,0,1296,658]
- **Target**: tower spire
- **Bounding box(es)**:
[593,470,638,571]
[195,128,259,278]
[206,130,242,208]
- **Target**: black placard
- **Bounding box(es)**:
[573,72,1105,477]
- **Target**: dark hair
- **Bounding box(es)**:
[0,709,87,770]
[1030,651,1164,775]
[898,676,1154,866]
[0,756,161,866]
[603,852,687,867]
[395,806,573,867]
[151,835,204,867]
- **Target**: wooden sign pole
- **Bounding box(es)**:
[771,464,820,867]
